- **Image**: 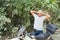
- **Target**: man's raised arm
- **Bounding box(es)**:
[30,10,37,16]
[45,13,50,21]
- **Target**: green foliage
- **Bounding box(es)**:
[0,0,60,37]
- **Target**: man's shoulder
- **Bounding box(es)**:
[34,14,38,17]
[41,16,46,20]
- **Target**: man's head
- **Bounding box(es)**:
[37,10,44,17]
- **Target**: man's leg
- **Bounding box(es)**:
[33,29,43,36]
[35,30,43,35]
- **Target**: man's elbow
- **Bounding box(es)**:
[46,14,51,18]
[48,15,51,18]
[46,15,51,20]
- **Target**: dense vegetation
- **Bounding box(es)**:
[0,0,60,38]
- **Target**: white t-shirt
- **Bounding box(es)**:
[33,14,46,30]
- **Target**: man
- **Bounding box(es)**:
[30,10,50,36]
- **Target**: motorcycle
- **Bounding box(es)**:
[10,24,58,40]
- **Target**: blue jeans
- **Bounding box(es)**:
[32,29,43,36]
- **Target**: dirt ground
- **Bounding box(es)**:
[52,28,60,40]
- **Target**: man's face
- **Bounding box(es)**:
[37,11,43,17]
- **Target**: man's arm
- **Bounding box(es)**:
[30,10,37,16]
[43,13,51,21]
